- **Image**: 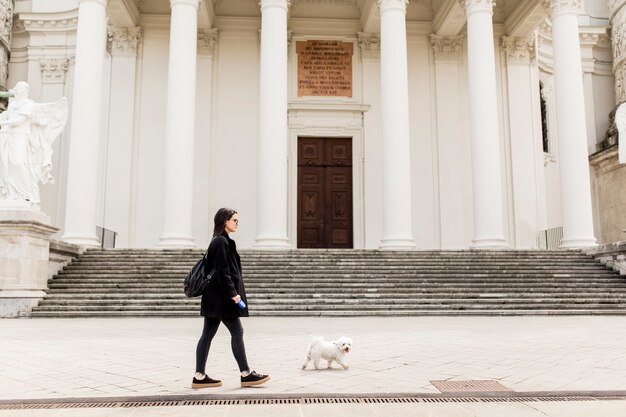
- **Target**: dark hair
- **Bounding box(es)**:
[213,208,237,237]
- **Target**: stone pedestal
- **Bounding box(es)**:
[0,209,58,317]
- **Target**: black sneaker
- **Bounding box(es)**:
[241,370,270,387]
[191,375,222,389]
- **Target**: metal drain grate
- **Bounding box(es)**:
[431,380,512,393]
[1,393,626,410]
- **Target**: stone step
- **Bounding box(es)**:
[45,280,626,289]
[31,302,626,312]
[63,256,610,262]
[73,256,597,262]
[40,297,626,310]
[60,265,612,272]
[60,268,611,275]
[31,309,626,318]
[50,275,626,286]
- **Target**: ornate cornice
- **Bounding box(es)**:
[378,0,409,13]
[540,0,581,19]
[107,26,142,56]
[40,58,70,83]
[430,35,463,63]
[459,0,494,16]
[18,10,80,33]
[501,36,535,64]
[357,32,380,60]
[197,28,218,56]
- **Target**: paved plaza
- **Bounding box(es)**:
[1,316,626,416]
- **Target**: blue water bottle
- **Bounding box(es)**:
[237,300,247,309]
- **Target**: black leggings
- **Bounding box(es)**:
[195,316,249,374]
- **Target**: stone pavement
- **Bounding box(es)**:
[1,316,626,416]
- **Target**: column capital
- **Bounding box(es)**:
[107,26,142,57]
[377,0,409,13]
[459,0,494,15]
[541,0,581,19]
[357,32,380,60]
[169,0,200,9]
[40,58,70,83]
[198,28,218,56]
[78,0,108,6]
[429,35,464,63]
[501,36,535,65]
[259,0,291,12]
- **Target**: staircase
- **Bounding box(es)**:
[31,249,626,317]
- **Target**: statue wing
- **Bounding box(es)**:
[617,103,626,164]
[30,98,69,184]
[32,97,69,146]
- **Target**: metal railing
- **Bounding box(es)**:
[96,226,118,249]
[535,226,563,249]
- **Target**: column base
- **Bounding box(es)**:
[254,235,290,250]
[560,236,597,249]
[61,234,101,248]
[0,290,47,318]
[379,237,417,250]
[157,234,196,249]
[470,236,509,249]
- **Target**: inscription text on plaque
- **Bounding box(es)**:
[296,40,353,98]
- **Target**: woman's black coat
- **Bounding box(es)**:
[200,233,249,318]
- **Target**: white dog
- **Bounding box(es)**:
[302,336,353,370]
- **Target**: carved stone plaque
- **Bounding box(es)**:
[296,40,353,98]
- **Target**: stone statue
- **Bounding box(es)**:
[617,101,626,164]
[0,82,68,206]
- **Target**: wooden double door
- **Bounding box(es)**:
[297,138,353,248]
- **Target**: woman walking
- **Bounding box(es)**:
[192,208,270,388]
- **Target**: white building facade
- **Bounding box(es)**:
[5,0,623,250]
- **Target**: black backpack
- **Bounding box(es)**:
[184,249,215,298]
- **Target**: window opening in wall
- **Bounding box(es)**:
[539,81,550,153]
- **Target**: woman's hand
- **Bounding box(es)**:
[231,294,241,304]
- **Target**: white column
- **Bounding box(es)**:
[195,29,218,249]
[378,0,416,249]
[255,0,290,248]
[430,35,467,249]
[542,0,597,247]
[502,37,540,249]
[39,58,71,232]
[62,0,108,246]
[105,27,142,248]
[462,0,507,248]
[158,0,199,248]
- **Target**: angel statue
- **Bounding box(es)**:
[0,81,68,206]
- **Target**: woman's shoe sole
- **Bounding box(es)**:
[241,376,271,387]
[191,381,222,389]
